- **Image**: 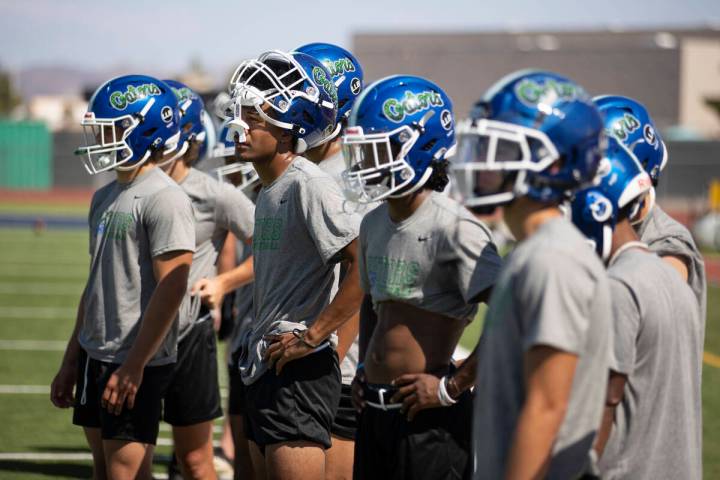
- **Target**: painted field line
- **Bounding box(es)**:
[2,306,76,318]
[0,339,66,351]
[0,452,92,461]
[0,385,49,394]
[0,266,87,279]
[453,345,470,361]
[0,452,172,462]
[704,351,720,369]
[0,282,82,295]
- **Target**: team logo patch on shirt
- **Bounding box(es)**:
[96,211,134,240]
[366,255,420,298]
[254,217,284,251]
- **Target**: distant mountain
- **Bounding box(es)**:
[13,65,170,100]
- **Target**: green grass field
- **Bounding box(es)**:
[0,225,718,479]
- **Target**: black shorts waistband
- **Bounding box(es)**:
[362,382,402,411]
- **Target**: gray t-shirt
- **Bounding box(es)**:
[359,192,502,322]
[177,168,254,338]
[229,239,254,366]
[239,157,362,384]
[80,167,196,366]
[637,205,706,327]
[473,217,611,480]
[318,150,375,384]
[599,247,703,479]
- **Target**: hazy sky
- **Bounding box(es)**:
[2,0,719,73]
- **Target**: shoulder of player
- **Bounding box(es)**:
[291,157,338,185]
[359,202,388,234]
[649,206,697,246]
[429,194,494,237]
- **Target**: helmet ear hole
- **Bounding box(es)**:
[142,127,158,138]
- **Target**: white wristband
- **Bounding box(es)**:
[437,376,458,407]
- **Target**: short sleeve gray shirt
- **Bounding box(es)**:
[359,192,502,322]
[473,217,611,480]
[177,168,254,337]
[599,247,703,479]
[637,205,706,327]
[239,157,362,384]
[80,167,196,366]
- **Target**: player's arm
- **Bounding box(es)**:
[594,372,627,458]
[268,239,364,373]
[50,288,86,408]
[661,255,689,282]
[193,186,255,308]
[218,232,237,275]
[102,250,192,415]
[504,346,578,480]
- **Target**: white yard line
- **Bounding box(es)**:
[0,283,83,295]
[0,339,66,351]
[453,345,470,361]
[2,306,76,319]
[0,452,93,461]
[0,385,49,394]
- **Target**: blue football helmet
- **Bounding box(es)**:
[451,70,605,209]
[77,74,181,174]
[163,80,208,160]
[571,137,652,261]
[213,119,259,193]
[294,42,364,122]
[594,95,667,186]
[341,75,456,203]
[227,50,338,153]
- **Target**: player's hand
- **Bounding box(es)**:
[192,277,224,310]
[390,373,442,421]
[263,332,314,375]
[351,369,367,412]
[101,362,143,416]
[50,362,77,409]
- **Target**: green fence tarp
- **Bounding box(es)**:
[0,120,52,189]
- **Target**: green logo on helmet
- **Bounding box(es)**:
[109,83,162,110]
[312,66,339,108]
[171,87,194,102]
[608,113,641,142]
[323,57,356,78]
[382,90,444,123]
[514,78,581,106]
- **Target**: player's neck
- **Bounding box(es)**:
[609,219,644,263]
[254,152,296,186]
[387,190,431,223]
[305,138,341,164]
[116,162,154,184]
[504,197,562,242]
[167,158,191,184]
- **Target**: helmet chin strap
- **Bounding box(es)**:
[115,149,152,172]
[631,187,655,225]
[155,141,189,170]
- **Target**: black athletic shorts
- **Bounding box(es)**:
[228,361,247,416]
[244,347,341,449]
[72,348,173,445]
[353,382,474,480]
[164,319,223,426]
[330,383,357,440]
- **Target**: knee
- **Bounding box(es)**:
[177,448,215,479]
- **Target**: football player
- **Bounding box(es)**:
[50,75,195,479]
[228,50,364,479]
[214,119,263,480]
[294,41,365,480]
[594,95,706,322]
[571,138,703,479]
[451,70,612,479]
[344,75,502,479]
[157,80,255,480]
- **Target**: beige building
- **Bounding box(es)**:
[352,27,720,138]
